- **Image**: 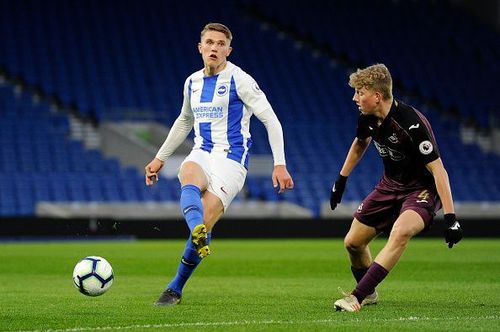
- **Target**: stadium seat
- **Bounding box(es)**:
[0,0,498,217]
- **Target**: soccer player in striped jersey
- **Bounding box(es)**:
[144,23,294,305]
[330,64,462,312]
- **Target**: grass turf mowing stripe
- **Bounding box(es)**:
[1,239,498,331]
[7,316,499,332]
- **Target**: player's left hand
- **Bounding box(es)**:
[272,165,294,194]
[444,213,463,248]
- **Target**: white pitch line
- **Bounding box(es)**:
[6,315,499,332]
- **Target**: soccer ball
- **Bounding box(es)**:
[72,256,114,296]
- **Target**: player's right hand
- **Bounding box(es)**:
[272,165,294,194]
[144,158,164,186]
[444,213,463,248]
[330,174,348,211]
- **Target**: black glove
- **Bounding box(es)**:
[356,113,378,139]
[444,213,463,248]
[330,175,348,210]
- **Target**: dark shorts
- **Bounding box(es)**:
[353,187,442,233]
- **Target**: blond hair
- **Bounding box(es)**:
[201,23,233,42]
[349,64,393,100]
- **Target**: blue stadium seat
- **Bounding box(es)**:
[0,0,498,217]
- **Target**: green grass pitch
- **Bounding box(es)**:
[1,238,499,331]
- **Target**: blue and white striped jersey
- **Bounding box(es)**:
[180,62,273,168]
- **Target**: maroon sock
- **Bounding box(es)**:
[352,262,388,303]
[351,266,369,283]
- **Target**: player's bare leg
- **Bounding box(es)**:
[179,161,209,190]
[345,219,378,269]
[201,191,225,233]
[374,210,425,270]
[342,219,379,306]
[336,210,426,310]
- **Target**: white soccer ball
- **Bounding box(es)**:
[72,256,114,296]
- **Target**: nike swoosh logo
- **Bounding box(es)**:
[409,124,420,130]
[192,89,199,93]
[220,187,228,195]
[181,258,196,266]
[183,206,196,215]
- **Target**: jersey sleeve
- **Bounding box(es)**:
[254,109,286,165]
[235,72,273,116]
[408,119,440,165]
[155,77,194,161]
[180,77,193,116]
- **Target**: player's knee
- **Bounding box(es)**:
[388,225,412,247]
[344,236,365,253]
[179,162,206,186]
[179,169,196,184]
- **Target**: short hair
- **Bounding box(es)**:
[200,23,233,42]
[349,64,393,100]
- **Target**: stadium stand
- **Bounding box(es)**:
[0,84,185,216]
[0,0,499,218]
[245,0,499,129]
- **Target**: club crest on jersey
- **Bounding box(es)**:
[216,84,228,97]
[388,133,399,144]
[419,140,433,155]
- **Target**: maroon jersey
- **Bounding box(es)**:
[358,100,440,192]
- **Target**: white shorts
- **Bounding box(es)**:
[179,149,247,211]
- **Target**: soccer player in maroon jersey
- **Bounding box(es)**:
[330,64,462,312]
